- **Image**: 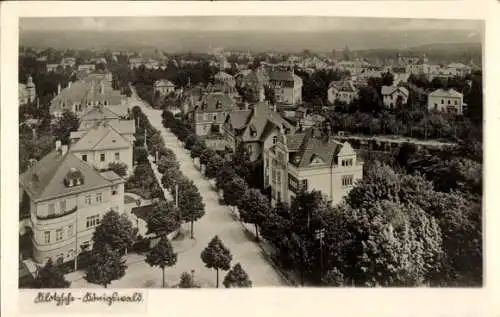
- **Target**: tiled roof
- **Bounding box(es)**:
[108,120,136,135]
[195,92,236,113]
[289,128,343,168]
[227,110,252,130]
[107,105,129,118]
[80,107,121,122]
[70,123,131,152]
[269,71,295,82]
[429,88,463,98]
[381,86,409,97]
[19,150,119,202]
[240,102,295,142]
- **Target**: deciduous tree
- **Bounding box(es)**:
[146,201,181,237]
[145,236,178,288]
[33,258,71,288]
[92,209,136,255]
[177,179,205,238]
[52,109,79,144]
[222,176,248,209]
[223,263,252,288]
[200,236,233,288]
[238,188,270,241]
[85,245,127,288]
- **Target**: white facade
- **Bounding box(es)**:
[28,183,125,264]
[427,89,464,115]
[381,86,409,109]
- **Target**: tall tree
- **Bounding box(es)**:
[51,109,80,144]
[215,163,237,190]
[223,263,252,288]
[200,236,233,288]
[232,143,252,181]
[238,188,270,241]
[33,258,71,288]
[222,176,248,209]
[92,209,136,255]
[146,200,181,237]
[205,155,224,180]
[85,245,127,288]
[177,179,205,238]
[145,236,178,288]
[104,162,128,177]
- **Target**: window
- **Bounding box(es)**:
[454,100,458,105]
[100,153,105,162]
[67,249,75,259]
[59,200,66,213]
[86,215,100,228]
[68,225,74,237]
[301,179,309,191]
[85,195,92,204]
[96,193,102,203]
[342,175,354,187]
[277,171,282,185]
[44,231,51,244]
[441,100,444,104]
[56,229,63,241]
[272,136,278,145]
[277,191,281,202]
[111,186,117,196]
[82,154,87,162]
[48,204,55,216]
[115,152,120,161]
[271,170,276,184]
[448,100,451,105]
[213,115,217,121]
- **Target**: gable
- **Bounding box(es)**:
[93,128,131,151]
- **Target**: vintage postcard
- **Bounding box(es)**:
[1,1,498,317]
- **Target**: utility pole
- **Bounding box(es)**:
[315,228,325,280]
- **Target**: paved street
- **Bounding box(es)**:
[70,89,288,288]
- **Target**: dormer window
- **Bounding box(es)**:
[272,136,278,144]
[216,100,222,109]
[64,168,85,188]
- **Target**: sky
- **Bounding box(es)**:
[20,16,483,33]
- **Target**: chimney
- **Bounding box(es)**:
[61,145,68,156]
[55,140,62,151]
[57,83,61,94]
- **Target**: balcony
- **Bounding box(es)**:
[37,206,78,221]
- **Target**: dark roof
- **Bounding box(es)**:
[195,92,236,113]
[19,150,123,202]
[227,110,252,129]
[286,128,344,168]
[269,70,295,82]
[240,102,295,142]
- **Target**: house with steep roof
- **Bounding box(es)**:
[427,88,464,115]
[19,141,125,265]
[268,70,303,105]
[222,101,295,161]
[78,105,129,130]
[264,126,363,206]
[154,79,175,97]
[50,72,125,118]
[69,121,134,174]
[327,80,358,105]
[381,85,409,109]
[188,92,238,136]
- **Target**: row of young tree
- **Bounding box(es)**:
[162,109,482,287]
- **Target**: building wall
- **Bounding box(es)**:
[30,183,125,264]
[328,88,356,104]
[193,111,230,136]
[427,95,463,114]
[72,147,133,173]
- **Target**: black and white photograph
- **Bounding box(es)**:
[13,15,485,290]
